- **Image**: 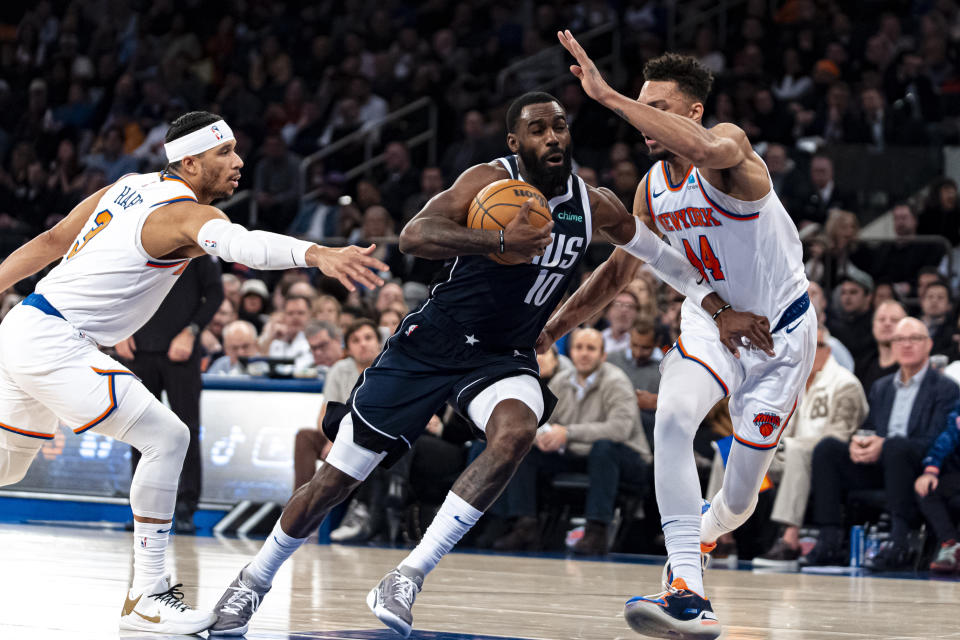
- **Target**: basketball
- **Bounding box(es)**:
[467,179,552,265]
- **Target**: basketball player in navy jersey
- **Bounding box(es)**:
[210,92,772,638]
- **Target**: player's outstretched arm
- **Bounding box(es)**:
[557,30,749,170]
[399,163,553,261]
[143,202,389,292]
[0,185,111,293]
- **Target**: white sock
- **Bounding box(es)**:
[400,491,482,577]
[244,520,307,587]
[662,515,705,598]
[132,520,171,594]
[700,488,757,544]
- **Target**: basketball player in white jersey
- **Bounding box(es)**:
[0,111,388,634]
[545,32,816,638]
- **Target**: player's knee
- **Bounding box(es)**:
[155,419,190,461]
[487,424,535,462]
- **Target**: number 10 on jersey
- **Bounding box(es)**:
[683,235,725,282]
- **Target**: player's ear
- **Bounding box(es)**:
[689,101,704,123]
[506,133,519,154]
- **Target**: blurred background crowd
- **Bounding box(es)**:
[3,0,960,572]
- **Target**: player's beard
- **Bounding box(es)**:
[519,144,572,198]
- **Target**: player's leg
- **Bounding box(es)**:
[623,350,724,639]
[208,412,375,637]
[701,313,816,546]
[368,375,543,638]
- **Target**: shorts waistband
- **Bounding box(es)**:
[22,293,65,321]
[772,292,810,333]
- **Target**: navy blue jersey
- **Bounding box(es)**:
[428,155,593,350]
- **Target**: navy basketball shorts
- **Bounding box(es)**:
[322,304,556,468]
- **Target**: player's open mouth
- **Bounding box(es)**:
[544,153,564,166]
[229,175,240,188]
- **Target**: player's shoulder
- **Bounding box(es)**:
[707,121,750,148]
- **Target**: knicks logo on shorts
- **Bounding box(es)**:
[753,412,781,438]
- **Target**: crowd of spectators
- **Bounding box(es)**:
[2,1,960,571]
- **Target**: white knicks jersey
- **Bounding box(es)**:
[35,172,198,346]
[644,160,807,324]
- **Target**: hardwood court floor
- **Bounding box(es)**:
[1,523,958,640]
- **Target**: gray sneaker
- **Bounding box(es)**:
[208,566,271,636]
[366,566,423,638]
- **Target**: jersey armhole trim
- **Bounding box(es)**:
[694,172,760,221]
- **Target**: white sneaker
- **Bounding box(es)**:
[119,575,216,634]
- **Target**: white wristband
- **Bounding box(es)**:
[197,219,313,270]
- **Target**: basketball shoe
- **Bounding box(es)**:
[119,575,216,634]
[624,577,721,639]
[208,565,271,636]
[367,566,423,638]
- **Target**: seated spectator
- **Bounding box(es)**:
[260,294,314,372]
[920,278,955,356]
[606,317,662,446]
[808,281,855,371]
[312,294,342,326]
[915,409,960,573]
[493,328,650,555]
[287,167,346,239]
[200,298,237,363]
[305,321,344,373]
[917,177,960,247]
[785,154,856,229]
[827,269,875,372]
[207,320,259,376]
[858,300,908,391]
[377,303,407,339]
[254,134,301,232]
[751,326,868,567]
[222,273,241,310]
[870,204,945,292]
[803,317,959,569]
[238,279,270,334]
[376,142,420,222]
[85,125,139,183]
[293,319,380,491]
[600,290,639,355]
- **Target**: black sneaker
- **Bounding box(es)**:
[799,538,846,567]
[869,541,912,572]
[753,538,801,569]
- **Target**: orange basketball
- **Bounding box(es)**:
[466,179,552,265]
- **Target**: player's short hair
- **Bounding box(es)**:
[643,53,714,103]
[506,92,562,133]
[344,318,381,346]
[164,111,223,172]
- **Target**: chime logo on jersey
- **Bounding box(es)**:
[753,412,781,438]
[656,207,722,233]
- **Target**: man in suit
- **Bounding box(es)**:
[803,316,959,569]
[782,154,856,229]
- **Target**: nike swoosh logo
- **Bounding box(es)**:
[652,189,665,198]
[156,528,171,534]
[135,610,162,624]
[453,515,468,525]
[785,322,802,334]
[122,594,141,616]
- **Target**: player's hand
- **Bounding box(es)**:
[168,328,195,362]
[309,244,389,292]
[915,472,939,497]
[716,309,774,358]
[115,336,136,360]
[503,198,553,261]
[535,328,556,354]
[557,30,613,103]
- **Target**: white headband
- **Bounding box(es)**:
[164,120,235,163]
